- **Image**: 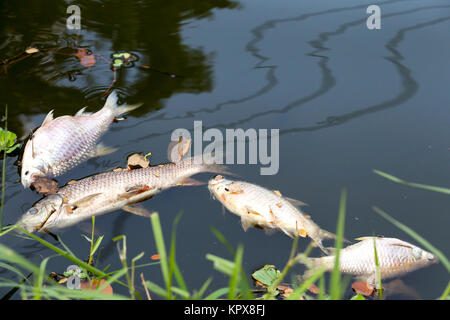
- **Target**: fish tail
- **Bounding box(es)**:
[319,228,351,244]
[103,90,143,116]
[186,152,233,176]
[298,256,326,279]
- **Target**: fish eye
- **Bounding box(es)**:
[427,254,435,261]
[28,208,38,215]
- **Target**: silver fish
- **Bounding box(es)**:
[17,154,226,232]
[302,236,438,286]
[20,91,142,188]
[208,175,335,253]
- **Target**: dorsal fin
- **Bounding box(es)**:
[390,243,413,249]
[41,110,54,126]
[75,106,92,116]
[355,236,383,242]
[285,197,309,207]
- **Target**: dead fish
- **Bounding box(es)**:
[17,153,226,232]
[208,175,335,253]
[302,236,438,288]
[20,91,142,188]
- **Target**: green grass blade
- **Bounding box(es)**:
[374,170,450,195]
[145,280,169,299]
[228,244,243,300]
[329,189,347,300]
[439,281,450,300]
[372,237,382,300]
[204,287,229,300]
[18,228,127,287]
[210,226,235,256]
[287,265,327,300]
[194,277,212,299]
[169,212,187,294]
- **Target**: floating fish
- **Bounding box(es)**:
[17,153,226,232]
[20,91,142,188]
[208,175,335,253]
[302,236,438,287]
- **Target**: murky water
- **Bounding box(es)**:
[0,0,449,299]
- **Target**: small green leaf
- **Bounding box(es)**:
[351,293,367,300]
[251,265,281,287]
[0,129,20,153]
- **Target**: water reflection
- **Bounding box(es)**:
[0,0,239,136]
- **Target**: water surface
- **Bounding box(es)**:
[0,0,449,299]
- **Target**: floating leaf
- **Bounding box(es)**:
[0,129,20,153]
[151,254,160,260]
[127,153,150,170]
[80,279,113,295]
[251,265,281,287]
[351,281,374,296]
[31,176,59,195]
[75,49,96,67]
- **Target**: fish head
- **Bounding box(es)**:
[208,175,232,198]
[208,175,244,212]
[16,194,65,232]
[410,245,439,267]
[21,140,46,188]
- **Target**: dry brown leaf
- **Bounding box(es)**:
[127,153,150,170]
[80,279,113,295]
[31,176,59,195]
[351,281,374,296]
[307,283,320,294]
[75,49,96,67]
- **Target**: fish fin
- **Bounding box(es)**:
[246,208,262,216]
[119,185,157,200]
[284,197,309,207]
[103,90,143,117]
[92,143,118,158]
[41,110,54,127]
[355,236,383,242]
[178,178,205,186]
[122,204,156,217]
[263,226,277,236]
[355,237,372,241]
[75,106,92,116]
[167,136,191,163]
[390,243,413,249]
[240,216,253,231]
[71,193,103,208]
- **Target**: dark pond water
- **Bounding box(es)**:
[0,0,449,299]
